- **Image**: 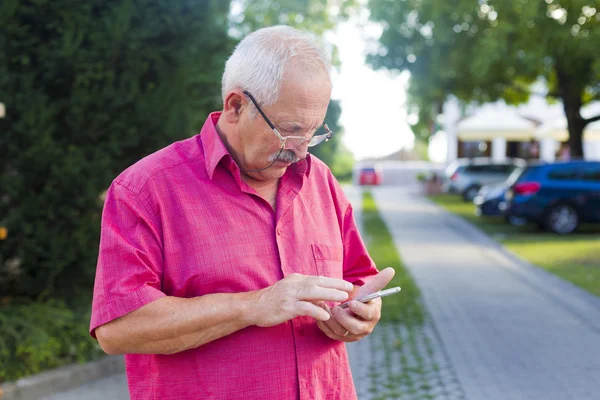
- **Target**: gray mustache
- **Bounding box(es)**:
[269,150,300,163]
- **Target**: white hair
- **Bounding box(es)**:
[221,25,331,113]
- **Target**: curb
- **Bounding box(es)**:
[0,355,125,400]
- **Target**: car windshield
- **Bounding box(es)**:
[506,166,525,185]
[444,161,461,177]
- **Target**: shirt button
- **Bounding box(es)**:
[298,329,305,336]
[276,227,282,235]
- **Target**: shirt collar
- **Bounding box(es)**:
[201,112,232,180]
[200,111,311,179]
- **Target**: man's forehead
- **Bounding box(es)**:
[275,111,326,127]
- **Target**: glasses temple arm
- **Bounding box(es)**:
[243,91,277,131]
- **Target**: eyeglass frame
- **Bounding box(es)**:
[243,90,332,148]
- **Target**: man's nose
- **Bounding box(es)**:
[284,139,309,159]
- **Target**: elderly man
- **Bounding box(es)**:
[91,25,394,399]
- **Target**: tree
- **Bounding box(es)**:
[234,0,356,38]
[0,0,232,300]
[367,0,600,158]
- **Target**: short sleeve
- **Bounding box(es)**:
[89,182,166,338]
[341,203,379,286]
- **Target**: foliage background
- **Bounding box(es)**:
[0,0,352,381]
[367,0,600,158]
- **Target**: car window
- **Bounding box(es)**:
[445,162,468,177]
[503,164,517,173]
[464,165,487,173]
[515,166,541,183]
[547,168,578,181]
[581,168,600,182]
[486,165,511,173]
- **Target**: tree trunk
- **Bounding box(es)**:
[566,111,585,159]
[556,67,586,159]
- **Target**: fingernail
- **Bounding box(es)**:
[349,301,358,310]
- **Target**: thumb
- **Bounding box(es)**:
[354,267,395,299]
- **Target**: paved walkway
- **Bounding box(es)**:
[371,186,600,400]
[41,373,128,400]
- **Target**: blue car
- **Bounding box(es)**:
[504,161,600,234]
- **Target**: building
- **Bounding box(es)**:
[437,95,600,163]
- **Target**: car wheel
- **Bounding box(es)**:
[463,186,480,202]
[545,204,578,234]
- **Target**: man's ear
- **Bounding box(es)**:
[223,91,245,124]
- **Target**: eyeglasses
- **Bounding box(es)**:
[243,91,332,148]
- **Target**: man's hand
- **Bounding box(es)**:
[250,273,354,327]
[317,267,395,342]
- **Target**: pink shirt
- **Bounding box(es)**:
[90,112,378,400]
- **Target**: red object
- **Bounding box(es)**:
[90,112,378,400]
[451,172,459,181]
[358,168,382,185]
[514,181,542,196]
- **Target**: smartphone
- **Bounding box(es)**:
[339,286,401,309]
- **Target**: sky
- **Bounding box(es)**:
[326,14,415,160]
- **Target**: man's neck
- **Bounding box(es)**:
[241,173,279,192]
[243,175,279,210]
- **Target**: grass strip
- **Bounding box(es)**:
[362,191,425,325]
[360,190,453,399]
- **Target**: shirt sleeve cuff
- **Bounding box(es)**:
[90,285,166,338]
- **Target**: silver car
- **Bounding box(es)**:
[443,158,526,201]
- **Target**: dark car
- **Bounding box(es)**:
[504,161,600,234]
[474,183,507,217]
[443,158,525,201]
[474,166,525,217]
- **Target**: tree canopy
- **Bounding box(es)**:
[0,0,232,300]
[367,0,600,158]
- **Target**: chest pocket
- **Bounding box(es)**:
[311,244,343,278]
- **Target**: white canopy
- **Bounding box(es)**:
[535,116,600,141]
[457,109,536,142]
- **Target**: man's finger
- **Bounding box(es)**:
[317,320,342,341]
[296,287,349,303]
[346,299,380,321]
[332,306,369,335]
[353,267,395,299]
[295,301,331,321]
[315,276,354,292]
[321,303,351,336]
